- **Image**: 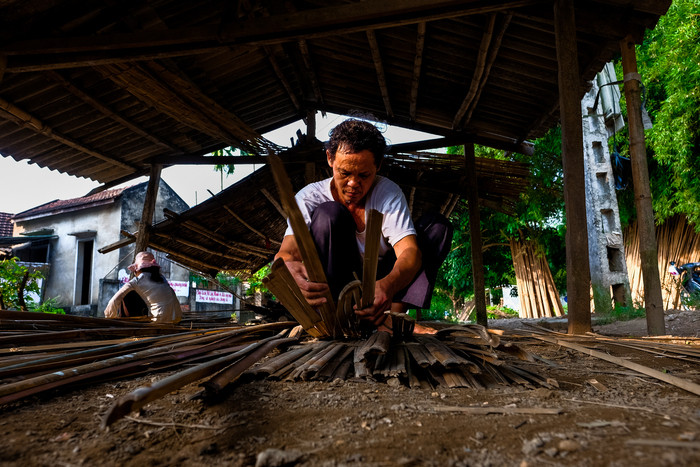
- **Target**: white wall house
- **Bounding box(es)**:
[11,181,190,316]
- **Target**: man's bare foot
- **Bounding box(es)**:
[414,322,437,334]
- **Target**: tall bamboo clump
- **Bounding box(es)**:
[625,215,700,309]
[510,238,564,318]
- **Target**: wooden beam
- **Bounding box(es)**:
[366,30,393,118]
[265,45,301,111]
[206,189,281,247]
[465,143,487,326]
[0,96,141,173]
[453,14,496,128]
[298,40,325,107]
[162,209,271,259]
[134,164,162,257]
[387,134,534,157]
[461,14,513,127]
[2,1,544,73]
[261,188,287,219]
[554,0,591,334]
[409,22,426,121]
[620,35,665,336]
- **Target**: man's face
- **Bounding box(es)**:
[327,145,378,208]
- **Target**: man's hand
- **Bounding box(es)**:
[354,278,393,325]
[285,260,329,307]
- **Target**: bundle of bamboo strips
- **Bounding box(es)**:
[510,238,564,318]
[625,215,700,309]
[243,324,555,391]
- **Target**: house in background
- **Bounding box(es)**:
[11,181,190,316]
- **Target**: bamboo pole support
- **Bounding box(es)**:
[620,34,665,336]
[554,0,591,333]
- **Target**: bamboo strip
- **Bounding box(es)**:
[268,154,338,336]
[249,345,314,377]
[202,336,297,394]
[361,209,384,309]
[301,342,346,380]
[532,334,700,396]
[263,258,325,337]
[317,346,354,381]
[101,333,288,427]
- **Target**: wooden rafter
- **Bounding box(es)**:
[162,209,271,259]
[0,96,140,172]
[261,188,287,219]
[96,61,272,153]
[409,22,426,121]
[206,189,282,247]
[453,14,496,128]
[153,233,248,263]
[366,30,393,118]
[265,45,301,111]
[298,40,324,107]
[461,13,513,127]
[1,1,544,73]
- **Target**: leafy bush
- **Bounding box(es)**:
[0,257,43,311]
[29,297,65,314]
[486,305,519,320]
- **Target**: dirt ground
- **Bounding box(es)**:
[1,310,699,467]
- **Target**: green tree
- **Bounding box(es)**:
[0,257,43,311]
[616,0,700,227]
[430,128,567,318]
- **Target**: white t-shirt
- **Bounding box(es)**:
[284,176,416,259]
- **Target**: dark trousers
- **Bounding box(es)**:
[309,201,453,309]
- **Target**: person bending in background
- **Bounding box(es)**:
[104,251,182,324]
[274,119,452,332]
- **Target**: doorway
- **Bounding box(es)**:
[74,239,94,305]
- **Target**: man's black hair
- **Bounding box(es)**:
[327,119,387,167]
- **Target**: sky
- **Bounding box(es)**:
[0,113,439,215]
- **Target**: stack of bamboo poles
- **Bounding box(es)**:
[510,238,564,318]
[625,215,700,309]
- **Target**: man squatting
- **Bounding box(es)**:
[274,119,453,333]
